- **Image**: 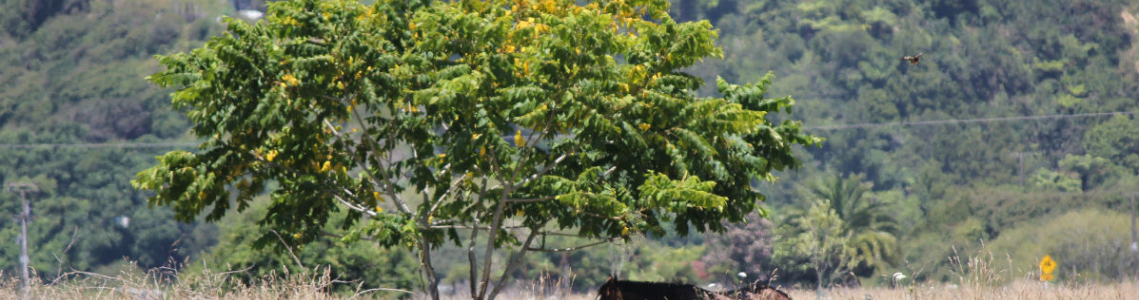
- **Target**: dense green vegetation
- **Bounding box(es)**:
[674,0,1139,287]
[0,0,233,279]
[1,0,1137,295]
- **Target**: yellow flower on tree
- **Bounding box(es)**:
[281,74,299,86]
[265,149,279,162]
[320,160,332,173]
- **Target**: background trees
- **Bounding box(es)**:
[677,0,1139,286]
[2,0,1137,293]
[0,0,233,278]
[700,213,775,283]
[777,200,859,293]
[806,174,900,275]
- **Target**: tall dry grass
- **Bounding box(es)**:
[1,270,1136,300]
[2,266,1134,300]
[0,265,410,300]
[783,280,1138,300]
[436,273,592,300]
[0,265,597,300]
[781,242,1139,300]
[0,249,1135,300]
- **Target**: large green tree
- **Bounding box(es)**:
[132,0,819,298]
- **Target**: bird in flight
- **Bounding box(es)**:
[902,52,922,65]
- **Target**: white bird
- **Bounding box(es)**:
[893,272,907,281]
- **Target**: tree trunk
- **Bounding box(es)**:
[815,268,824,300]
[476,182,512,300]
[468,218,481,298]
[420,239,441,300]
[488,222,547,300]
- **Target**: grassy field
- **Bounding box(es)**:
[1,267,1136,300]
[783,281,1138,300]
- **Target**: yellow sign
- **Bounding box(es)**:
[1040,255,1057,274]
[1040,273,1054,281]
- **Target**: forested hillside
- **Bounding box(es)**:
[0,0,246,278]
[1,0,1137,293]
[677,0,1139,286]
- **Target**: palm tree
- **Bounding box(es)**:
[805,173,901,273]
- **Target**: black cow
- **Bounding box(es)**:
[597,275,719,300]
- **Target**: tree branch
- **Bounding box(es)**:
[509,145,578,190]
[477,152,511,300]
[506,120,548,187]
[333,194,378,217]
[428,224,528,230]
[506,57,577,195]
[489,220,549,299]
[505,196,556,203]
[346,106,414,215]
[348,287,414,300]
[602,165,618,177]
[321,231,372,241]
[269,230,305,269]
[314,96,413,215]
[525,237,623,253]
[417,238,440,300]
[50,226,81,285]
[298,100,412,215]
[427,166,466,217]
[469,171,491,298]
[467,215,481,298]
[247,150,382,219]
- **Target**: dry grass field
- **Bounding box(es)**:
[1,267,1136,300]
[783,281,1138,300]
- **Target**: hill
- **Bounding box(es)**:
[1,0,1136,292]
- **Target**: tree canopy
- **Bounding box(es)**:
[133,0,819,298]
